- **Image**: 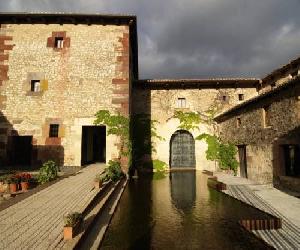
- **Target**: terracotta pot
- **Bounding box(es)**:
[21,182,29,191]
[63,222,80,240]
[94,180,103,189]
[9,183,18,193]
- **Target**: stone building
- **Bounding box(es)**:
[0,12,299,191]
[215,58,300,192]
[0,13,137,168]
[133,79,258,172]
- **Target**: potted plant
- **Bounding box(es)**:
[8,176,19,193]
[63,212,82,240]
[94,174,103,189]
[20,173,32,191]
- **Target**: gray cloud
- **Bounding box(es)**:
[1,0,300,79]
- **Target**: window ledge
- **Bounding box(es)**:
[26,91,44,97]
[174,108,190,111]
[263,126,272,129]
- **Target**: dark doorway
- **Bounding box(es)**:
[238,145,247,178]
[81,126,106,165]
[8,136,32,167]
[282,145,300,177]
[170,130,195,168]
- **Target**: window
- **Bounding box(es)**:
[177,98,186,108]
[270,82,276,89]
[54,37,64,49]
[222,95,228,102]
[238,94,244,101]
[236,117,241,128]
[31,80,41,92]
[49,124,59,137]
[262,106,271,128]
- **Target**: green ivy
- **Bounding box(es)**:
[38,160,58,184]
[94,110,130,159]
[173,111,201,131]
[94,110,164,172]
[196,133,238,175]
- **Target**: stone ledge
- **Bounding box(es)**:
[63,177,127,249]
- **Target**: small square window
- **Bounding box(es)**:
[31,80,41,92]
[222,95,228,102]
[54,37,64,48]
[236,117,241,128]
[177,98,186,108]
[49,124,59,137]
[238,94,244,101]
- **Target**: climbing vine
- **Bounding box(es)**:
[94,110,131,160]
[94,110,165,172]
[196,134,238,174]
[174,108,238,175]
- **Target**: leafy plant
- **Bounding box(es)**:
[174,111,202,131]
[196,133,238,175]
[94,174,103,182]
[94,110,130,157]
[6,175,19,184]
[101,160,125,182]
[152,159,167,172]
[38,160,58,184]
[64,212,82,227]
[20,173,32,182]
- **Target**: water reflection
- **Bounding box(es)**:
[101,172,272,250]
[170,171,196,211]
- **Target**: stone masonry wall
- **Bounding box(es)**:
[217,80,300,184]
[132,86,257,171]
[0,23,130,167]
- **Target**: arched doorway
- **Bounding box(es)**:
[170,130,195,168]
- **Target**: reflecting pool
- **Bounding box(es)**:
[101,171,272,249]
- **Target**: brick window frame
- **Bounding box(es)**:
[47,31,70,51]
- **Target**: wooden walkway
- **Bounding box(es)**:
[215,173,300,249]
[0,163,105,250]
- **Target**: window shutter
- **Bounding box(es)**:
[41,80,48,91]
[58,126,65,137]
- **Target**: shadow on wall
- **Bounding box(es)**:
[272,126,300,193]
[130,82,153,174]
[0,111,64,171]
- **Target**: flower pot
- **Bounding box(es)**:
[21,182,29,191]
[63,222,80,240]
[9,183,18,193]
[94,180,103,189]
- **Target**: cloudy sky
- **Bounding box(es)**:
[1,0,300,79]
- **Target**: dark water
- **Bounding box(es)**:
[101,171,271,249]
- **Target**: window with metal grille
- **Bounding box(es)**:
[177,98,186,108]
[54,37,64,48]
[31,80,41,92]
[49,124,59,137]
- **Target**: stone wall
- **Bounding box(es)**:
[132,85,257,171]
[217,78,300,184]
[0,23,130,167]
